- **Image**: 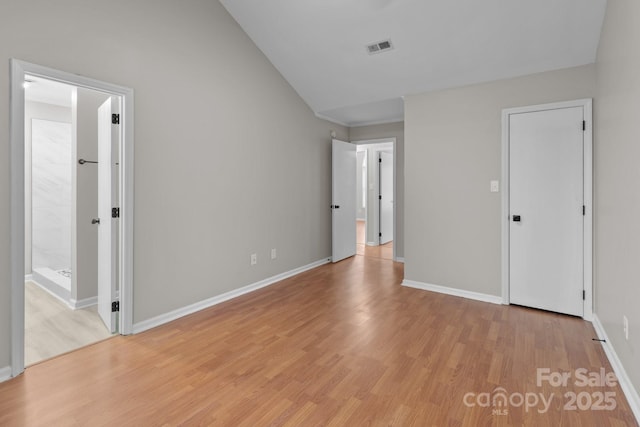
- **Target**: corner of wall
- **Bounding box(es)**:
[0,365,12,383]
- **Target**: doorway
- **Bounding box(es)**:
[355,139,395,261]
[501,99,593,319]
[23,76,117,365]
[10,60,134,378]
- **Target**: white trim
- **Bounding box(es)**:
[133,258,331,334]
[24,274,33,281]
[401,279,503,305]
[592,315,640,423]
[29,278,71,307]
[10,59,135,379]
[70,296,98,310]
[501,99,593,319]
[70,290,118,310]
[395,257,405,263]
[10,59,26,379]
[349,117,404,128]
[314,112,349,127]
[28,276,98,310]
[583,100,593,321]
[0,366,12,383]
[315,112,404,128]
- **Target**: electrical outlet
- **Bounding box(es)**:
[271,248,277,260]
[250,253,257,265]
[623,315,629,340]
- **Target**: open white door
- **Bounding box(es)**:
[379,151,393,245]
[97,97,119,332]
[332,139,357,262]
[509,106,584,316]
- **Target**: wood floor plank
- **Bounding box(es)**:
[0,256,637,426]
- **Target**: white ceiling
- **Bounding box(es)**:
[220,0,607,127]
[24,75,74,108]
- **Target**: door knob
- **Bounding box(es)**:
[331,205,340,209]
[92,218,100,225]
[512,215,521,222]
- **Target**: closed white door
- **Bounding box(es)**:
[379,151,393,244]
[509,106,584,316]
[97,97,119,332]
[332,139,357,262]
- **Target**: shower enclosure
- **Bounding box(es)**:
[29,118,73,302]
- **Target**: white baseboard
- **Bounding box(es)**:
[401,279,503,305]
[592,315,640,423]
[30,279,99,311]
[133,258,331,334]
[0,366,12,383]
[25,274,33,281]
[395,257,405,263]
[70,296,98,310]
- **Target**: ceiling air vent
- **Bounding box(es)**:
[366,39,393,55]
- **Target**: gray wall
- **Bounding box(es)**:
[404,65,595,295]
[72,88,110,301]
[350,122,405,258]
[594,0,640,395]
[24,102,73,275]
[0,0,347,370]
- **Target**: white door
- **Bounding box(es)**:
[332,139,357,262]
[379,151,393,245]
[509,106,584,316]
[97,97,119,332]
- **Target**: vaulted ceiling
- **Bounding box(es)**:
[220,0,607,127]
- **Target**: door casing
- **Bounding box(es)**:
[501,99,593,320]
[9,59,135,378]
[352,138,397,261]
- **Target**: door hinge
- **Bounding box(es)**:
[379,232,382,237]
[582,290,586,300]
[111,301,120,312]
[582,120,586,131]
[583,205,586,216]
[379,195,382,200]
[112,207,120,218]
[379,157,382,163]
[112,113,120,125]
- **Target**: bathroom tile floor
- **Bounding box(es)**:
[25,281,115,366]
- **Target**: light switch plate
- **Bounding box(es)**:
[490,180,499,193]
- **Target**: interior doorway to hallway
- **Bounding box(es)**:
[354,138,395,261]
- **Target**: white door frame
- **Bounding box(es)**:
[352,138,397,261]
[10,59,135,378]
[501,99,592,320]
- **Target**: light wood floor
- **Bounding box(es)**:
[25,281,114,366]
[356,219,393,260]
[1,259,637,426]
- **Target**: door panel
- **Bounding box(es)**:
[509,107,584,316]
[332,139,357,262]
[379,151,393,245]
[97,97,119,332]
